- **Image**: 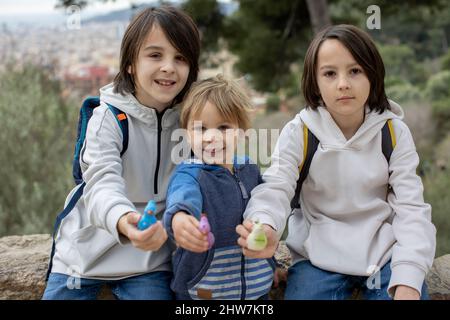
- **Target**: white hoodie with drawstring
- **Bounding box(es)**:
[244,100,436,296]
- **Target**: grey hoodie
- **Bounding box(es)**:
[244,100,436,296]
[51,83,180,279]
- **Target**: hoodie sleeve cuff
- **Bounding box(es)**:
[388,263,426,298]
[106,204,136,246]
[246,212,280,238]
[163,204,197,242]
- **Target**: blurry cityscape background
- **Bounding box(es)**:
[0,0,449,256]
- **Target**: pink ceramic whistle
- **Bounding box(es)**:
[199,214,211,233]
[199,214,215,249]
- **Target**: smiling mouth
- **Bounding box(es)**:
[204,148,224,156]
[155,79,176,86]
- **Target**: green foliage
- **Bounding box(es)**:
[284,69,302,99]
[385,82,423,104]
[182,0,224,58]
[378,44,428,85]
[431,97,450,140]
[223,0,311,92]
[423,166,450,256]
[441,50,450,71]
[366,0,450,60]
[425,71,450,101]
[434,133,450,169]
[0,64,78,236]
[222,0,449,92]
[265,94,281,113]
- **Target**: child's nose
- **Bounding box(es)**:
[337,75,351,90]
[203,129,222,143]
[160,59,175,73]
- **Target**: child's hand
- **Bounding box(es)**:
[236,219,279,259]
[172,211,209,253]
[117,211,168,251]
[393,285,420,300]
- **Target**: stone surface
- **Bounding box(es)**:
[426,254,450,300]
[0,234,52,299]
[0,235,448,300]
[268,241,291,300]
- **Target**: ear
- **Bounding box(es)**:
[127,65,132,74]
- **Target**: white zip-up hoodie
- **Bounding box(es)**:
[51,83,181,279]
[244,100,436,296]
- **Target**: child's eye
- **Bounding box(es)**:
[218,125,230,131]
[323,71,336,77]
[149,53,161,59]
[350,68,363,75]
[176,55,187,62]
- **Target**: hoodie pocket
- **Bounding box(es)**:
[71,225,117,273]
[187,246,244,300]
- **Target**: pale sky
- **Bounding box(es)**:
[0,0,232,15]
[0,0,147,15]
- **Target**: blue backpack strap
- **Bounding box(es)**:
[72,98,129,184]
[46,182,85,281]
[73,97,100,185]
[291,124,319,210]
[105,103,129,157]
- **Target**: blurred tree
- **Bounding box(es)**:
[306,0,331,33]
[360,0,450,60]
[55,0,109,9]
[442,50,450,70]
[182,0,224,56]
[425,71,450,140]
[425,70,450,101]
[55,0,450,93]
[266,94,281,113]
[222,0,448,92]
[378,44,429,86]
[0,64,78,236]
[223,0,312,92]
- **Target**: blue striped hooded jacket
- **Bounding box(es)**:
[163,156,275,300]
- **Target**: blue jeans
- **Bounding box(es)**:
[42,271,174,300]
[284,260,429,300]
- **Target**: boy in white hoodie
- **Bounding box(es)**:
[43,6,200,299]
[236,25,436,300]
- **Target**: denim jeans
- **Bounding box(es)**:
[284,260,429,300]
[42,271,174,300]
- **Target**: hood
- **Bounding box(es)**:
[299,99,404,149]
[179,155,252,173]
[99,83,180,129]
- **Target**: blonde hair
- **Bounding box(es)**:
[180,74,253,130]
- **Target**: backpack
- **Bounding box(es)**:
[290,119,397,210]
[46,96,129,281]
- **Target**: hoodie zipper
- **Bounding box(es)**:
[154,110,166,195]
[232,167,249,300]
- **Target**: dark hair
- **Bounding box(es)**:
[301,24,390,113]
[113,6,201,105]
